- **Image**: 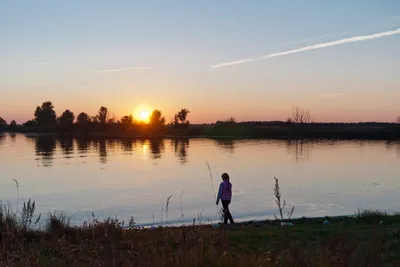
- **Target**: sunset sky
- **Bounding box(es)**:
[1,0,399,124]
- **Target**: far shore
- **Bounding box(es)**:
[2,121,400,140]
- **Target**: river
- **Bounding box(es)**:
[0,133,399,226]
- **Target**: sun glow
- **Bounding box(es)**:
[134,105,152,123]
[140,111,150,122]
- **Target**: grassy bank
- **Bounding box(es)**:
[2,203,400,266]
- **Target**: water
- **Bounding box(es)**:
[0,133,399,226]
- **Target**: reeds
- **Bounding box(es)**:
[273,177,295,221]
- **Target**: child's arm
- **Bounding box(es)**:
[216,183,223,205]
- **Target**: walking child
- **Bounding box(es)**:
[216,172,234,224]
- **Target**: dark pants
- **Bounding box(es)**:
[221,200,234,224]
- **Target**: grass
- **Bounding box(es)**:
[2,209,400,266]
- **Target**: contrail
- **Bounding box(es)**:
[211,28,400,69]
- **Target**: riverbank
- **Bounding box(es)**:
[3,121,400,140]
[2,208,400,266]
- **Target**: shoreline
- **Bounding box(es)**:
[2,122,400,140]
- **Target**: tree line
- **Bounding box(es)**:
[0,101,191,132]
[1,102,399,132]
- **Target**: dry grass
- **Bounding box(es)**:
[1,206,400,266]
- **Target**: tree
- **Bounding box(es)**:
[9,120,17,128]
[34,101,57,126]
[76,112,92,124]
[149,109,166,125]
[292,107,311,124]
[121,115,134,125]
[174,108,190,125]
[97,106,108,124]
[0,117,7,127]
[216,117,236,125]
[91,116,100,124]
[24,119,37,127]
[58,110,75,127]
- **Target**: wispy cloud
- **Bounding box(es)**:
[391,15,400,21]
[89,67,151,74]
[208,59,256,69]
[211,28,400,69]
[320,93,345,98]
[35,61,49,66]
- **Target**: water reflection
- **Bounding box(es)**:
[59,138,74,158]
[107,139,117,150]
[98,139,107,164]
[385,141,400,157]
[285,139,311,163]
[120,139,136,155]
[0,133,5,147]
[35,136,56,167]
[214,139,235,154]
[9,133,16,144]
[76,138,90,156]
[148,139,164,159]
[173,138,189,164]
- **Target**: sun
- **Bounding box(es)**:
[140,111,150,122]
[134,104,152,123]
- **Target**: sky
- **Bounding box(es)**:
[1,0,400,123]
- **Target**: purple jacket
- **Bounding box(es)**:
[217,180,232,203]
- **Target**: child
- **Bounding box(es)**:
[216,172,234,224]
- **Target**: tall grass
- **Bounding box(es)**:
[3,179,400,266]
[273,177,295,221]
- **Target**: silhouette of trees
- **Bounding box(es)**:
[121,115,133,125]
[0,117,6,127]
[149,110,166,126]
[76,112,92,124]
[34,101,57,126]
[292,107,311,124]
[24,119,37,127]
[216,117,236,125]
[58,110,75,127]
[91,116,100,124]
[97,106,108,124]
[8,120,17,131]
[107,117,116,124]
[173,109,190,125]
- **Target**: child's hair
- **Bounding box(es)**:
[221,173,230,181]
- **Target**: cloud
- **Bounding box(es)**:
[210,28,400,68]
[320,93,345,98]
[35,61,49,66]
[89,67,151,74]
[391,16,400,21]
[210,58,257,69]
